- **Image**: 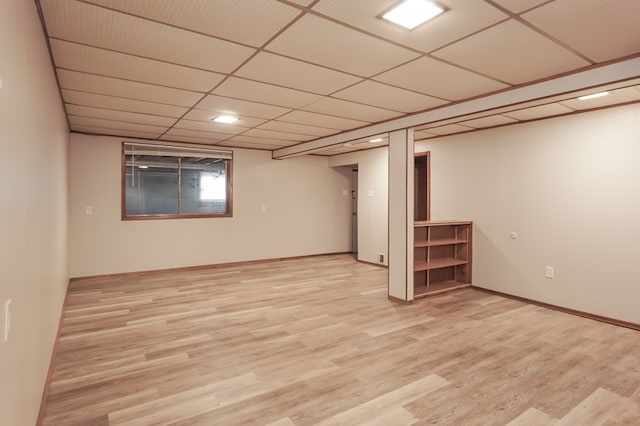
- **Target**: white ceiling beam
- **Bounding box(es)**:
[272,56,640,159]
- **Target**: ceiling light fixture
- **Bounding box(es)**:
[382,0,444,30]
[369,138,383,143]
[212,114,239,124]
[577,91,609,101]
[138,165,148,169]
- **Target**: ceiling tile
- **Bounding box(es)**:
[312,0,508,53]
[68,115,168,134]
[235,52,362,95]
[159,134,223,146]
[173,119,249,135]
[522,0,640,62]
[422,123,473,135]
[57,69,203,107]
[491,0,549,14]
[375,57,508,100]
[503,103,575,121]
[182,109,266,128]
[433,20,590,85]
[40,0,640,148]
[277,110,369,130]
[71,125,161,140]
[41,0,255,74]
[266,14,419,77]
[256,121,337,137]
[195,95,291,120]
[162,128,230,143]
[62,89,188,118]
[50,39,224,92]
[559,87,640,110]
[414,130,439,140]
[66,104,177,127]
[212,77,322,109]
[286,0,315,6]
[224,135,296,148]
[241,128,314,142]
[333,80,449,113]
[458,115,519,128]
[301,97,400,122]
[83,0,301,47]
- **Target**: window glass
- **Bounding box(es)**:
[123,143,232,219]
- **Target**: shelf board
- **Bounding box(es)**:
[414,238,468,247]
[414,281,472,298]
[415,220,472,227]
[414,258,467,271]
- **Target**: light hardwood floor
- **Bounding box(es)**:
[41,254,640,425]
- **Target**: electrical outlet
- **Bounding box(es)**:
[377,253,385,263]
[545,266,554,279]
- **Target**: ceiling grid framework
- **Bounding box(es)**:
[35,0,640,155]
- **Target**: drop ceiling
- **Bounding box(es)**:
[37,0,640,156]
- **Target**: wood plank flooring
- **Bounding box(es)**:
[40,254,640,425]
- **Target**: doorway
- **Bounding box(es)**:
[414,152,430,221]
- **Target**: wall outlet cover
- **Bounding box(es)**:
[3,299,11,342]
[545,266,554,279]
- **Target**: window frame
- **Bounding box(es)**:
[121,142,233,220]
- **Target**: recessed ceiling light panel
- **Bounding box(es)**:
[577,91,609,101]
[382,0,444,30]
[369,138,384,143]
[213,114,239,124]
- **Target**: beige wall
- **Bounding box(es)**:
[0,1,70,424]
[417,103,640,324]
[330,147,388,265]
[333,103,640,324]
[69,134,352,277]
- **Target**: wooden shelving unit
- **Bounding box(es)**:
[414,221,472,298]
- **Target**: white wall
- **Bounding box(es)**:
[69,134,352,277]
[416,104,640,324]
[330,147,388,265]
[0,1,70,424]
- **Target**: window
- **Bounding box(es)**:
[199,171,226,202]
[123,142,232,219]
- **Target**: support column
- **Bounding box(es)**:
[388,129,414,302]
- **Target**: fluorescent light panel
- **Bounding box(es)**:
[369,138,383,143]
[383,0,444,30]
[213,114,239,124]
[577,91,609,101]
